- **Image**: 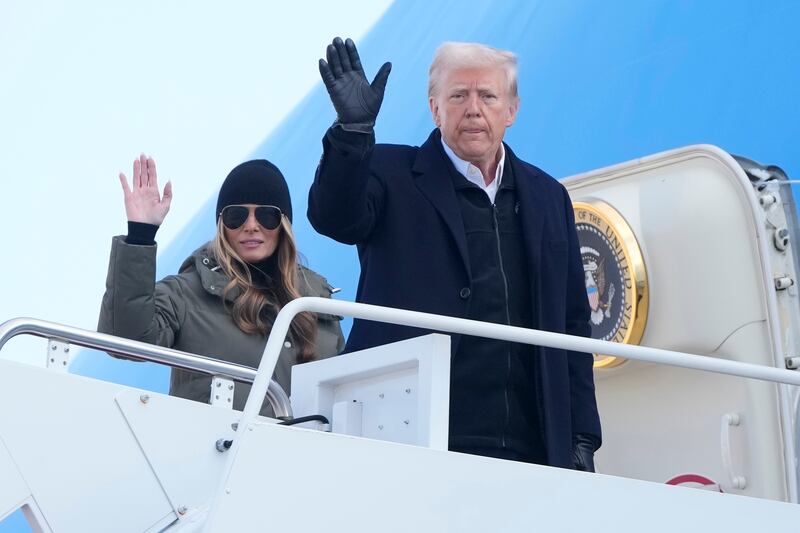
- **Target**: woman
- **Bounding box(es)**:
[98,154,344,415]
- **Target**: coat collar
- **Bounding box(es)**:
[180,244,240,302]
[180,243,333,304]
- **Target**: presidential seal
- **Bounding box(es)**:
[573,201,648,368]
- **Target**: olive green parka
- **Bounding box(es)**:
[98,236,344,415]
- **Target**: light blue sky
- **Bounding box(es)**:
[0,0,392,364]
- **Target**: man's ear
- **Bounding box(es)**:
[429,96,441,127]
[506,96,520,127]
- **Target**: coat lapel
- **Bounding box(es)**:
[506,144,546,297]
[412,130,471,279]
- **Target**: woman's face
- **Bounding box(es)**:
[223,204,281,263]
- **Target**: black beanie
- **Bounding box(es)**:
[216,159,292,223]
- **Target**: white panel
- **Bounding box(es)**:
[207,422,800,532]
[332,367,418,444]
[0,437,31,521]
[595,331,786,500]
[115,390,244,514]
[291,334,451,450]
[0,360,176,532]
[332,400,363,436]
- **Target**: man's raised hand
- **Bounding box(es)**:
[118,154,173,226]
[319,37,391,132]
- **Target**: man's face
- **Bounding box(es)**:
[429,66,518,167]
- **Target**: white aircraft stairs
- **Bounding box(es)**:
[0,297,798,532]
[3,145,800,531]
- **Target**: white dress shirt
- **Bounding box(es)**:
[441,138,506,204]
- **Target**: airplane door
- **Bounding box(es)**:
[563,145,800,502]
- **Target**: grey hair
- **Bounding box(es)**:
[428,42,518,98]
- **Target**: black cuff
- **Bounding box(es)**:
[326,125,375,158]
[335,121,375,134]
[125,221,159,246]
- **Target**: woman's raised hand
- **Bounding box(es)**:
[119,154,173,225]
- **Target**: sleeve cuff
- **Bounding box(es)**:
[327,125,375,157]
[125,221,159,245]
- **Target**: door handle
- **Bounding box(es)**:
[721,412,747,490]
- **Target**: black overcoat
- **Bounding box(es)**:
[308,128,601,467]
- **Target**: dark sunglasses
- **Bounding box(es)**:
[220,205,283,230]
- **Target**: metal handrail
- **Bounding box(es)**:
[0,317,292,419]
[201,296,800,529]
[239,297,800,429]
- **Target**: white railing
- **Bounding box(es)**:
[200,296,800,530]
[4,301,798,440]
[240,297,800,427]
[0,317,292,418]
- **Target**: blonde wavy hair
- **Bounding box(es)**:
[210,215,317,362]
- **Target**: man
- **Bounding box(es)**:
[308,37,600,470]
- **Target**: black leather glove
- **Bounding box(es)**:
[318,37,392,133]
[572,433,599,472]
